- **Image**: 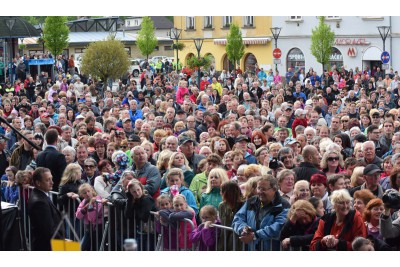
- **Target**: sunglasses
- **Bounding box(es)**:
[121,146,127,149]
[84,165,95,168]
[327,157,339,162]
[372,115,380,119]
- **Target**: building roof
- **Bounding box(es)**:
[0,16,40,38]
[23,31,172,46]
[122,16,173,31]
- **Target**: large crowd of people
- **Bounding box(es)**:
[1,53,400,251]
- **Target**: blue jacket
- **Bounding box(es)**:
[129,109,143,128]
[232,192,290,251]
[161,186,198,215]
[245,152,257,164]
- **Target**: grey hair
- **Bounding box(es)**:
[121,170,136,181]
[349,126,361,135]
[84,157,97,166]
[62,146,76,158]
[392,153,400,165]
[361,141,375,152]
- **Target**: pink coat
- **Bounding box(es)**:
[76,196,103,226]
[176,86,189,104]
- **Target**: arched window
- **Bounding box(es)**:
[329,47,343,70]
[244,53,258,74]
[287,48,305,72]
[222,54,234,71]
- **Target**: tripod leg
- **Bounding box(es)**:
[99,221,109,251]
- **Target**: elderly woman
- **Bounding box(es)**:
[81,158,100,186]
[320,150,344,176]
[310,173,332,214]
[62,146,76,165]
[160,168,198,215]
[310,189,367,251]
[290,180,311,205]
[353,143,364,160]
[156,150,173,178]
[277,169,295,202]
[280,200,320,251]
[232,175,290,251]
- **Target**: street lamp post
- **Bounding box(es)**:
[38,22,45,53]
[377,26,391,52]
[5,18,16,83]
[270,27,282,72]
[170,27,182,72]
[193,38,204,88]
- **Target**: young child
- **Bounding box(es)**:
[75,183,103,251]
[190,205,220,251]
[154,194,177,251]
[2,167,19,204]
[159,194,197,250]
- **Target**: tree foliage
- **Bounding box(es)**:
[226,23,245,69]
[310,16,335,71]
[136,16,158,60]
[43,16,70,57]
[81,36,130,87]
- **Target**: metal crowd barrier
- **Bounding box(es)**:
[1,181,284,251]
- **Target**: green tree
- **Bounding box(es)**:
[43,16,69,57]
[81,36,130,91]
[310,16,335,72]
[136,16,158,60]
[226,23,245,71]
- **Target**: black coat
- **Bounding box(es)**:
[293,162,325,183]
[28,188,65,251]
[36,146,67,191]
[280,216,320,250]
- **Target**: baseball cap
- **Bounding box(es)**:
[122,117,132,123]
[76,114,85,119]
[40,112,50,119]
[235,135,250,143]
[294,109,307,116]
[128,134,141,142]
[369,109,380,117]
[363,164,383,176]
[284,137,299,147]
[305,99,313,106]
[178,136,197,146]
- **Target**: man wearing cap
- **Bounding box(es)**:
[122,117,135,136]
[0,134,11,177]
[350,164,384,198]
[235,135,257,164]
[178,134,205,175]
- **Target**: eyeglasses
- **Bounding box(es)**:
[372,115,380,119]
[84,165,95,168]
[327,157,339,161]
[372,131,380,135]
[341,120,348,123]
[121,146,127,149]
[39,110,45,113]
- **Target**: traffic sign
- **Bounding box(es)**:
[273,48,282,59]
[381,51,390,64]
[273,59,281,64]
[382,64,389,70]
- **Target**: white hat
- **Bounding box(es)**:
[305,99,312,106]
[76,114,85,119]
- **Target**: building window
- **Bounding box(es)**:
[287,48,305,73]
[204,16,213,29]
[134,20,139,26]
[154,46,159,51]
[127,20,130,26]
[325,16,341,21]
[186,16,195,30]
[329,47,343,69]
[75,48,86,53]
[244,16,254,27]
[164,45,174,51]
[223,16,232,28]
[289,16,302,21]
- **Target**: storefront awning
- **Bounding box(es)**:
[214,37,271,45]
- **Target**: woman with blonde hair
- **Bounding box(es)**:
[58,163,83,238]
[200,168,229,210]
[290,180,311,205]
[350,166,365,188]
[241,176,262,200]
[160,151,194,190]
[353,143,364,160]
[320,150,344,176]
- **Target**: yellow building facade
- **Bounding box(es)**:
[173,16,274,72]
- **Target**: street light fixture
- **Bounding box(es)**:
[38,22,45,53]
[377,26,391,52]
[170,27,182,71]
[193,38,204,88]
[270,27,282,72]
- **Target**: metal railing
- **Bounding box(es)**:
[1,182,285,251]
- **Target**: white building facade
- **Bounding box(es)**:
[272,16,400,75]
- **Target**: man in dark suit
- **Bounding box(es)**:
[28,167,64,251]
[36,129,67,191]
